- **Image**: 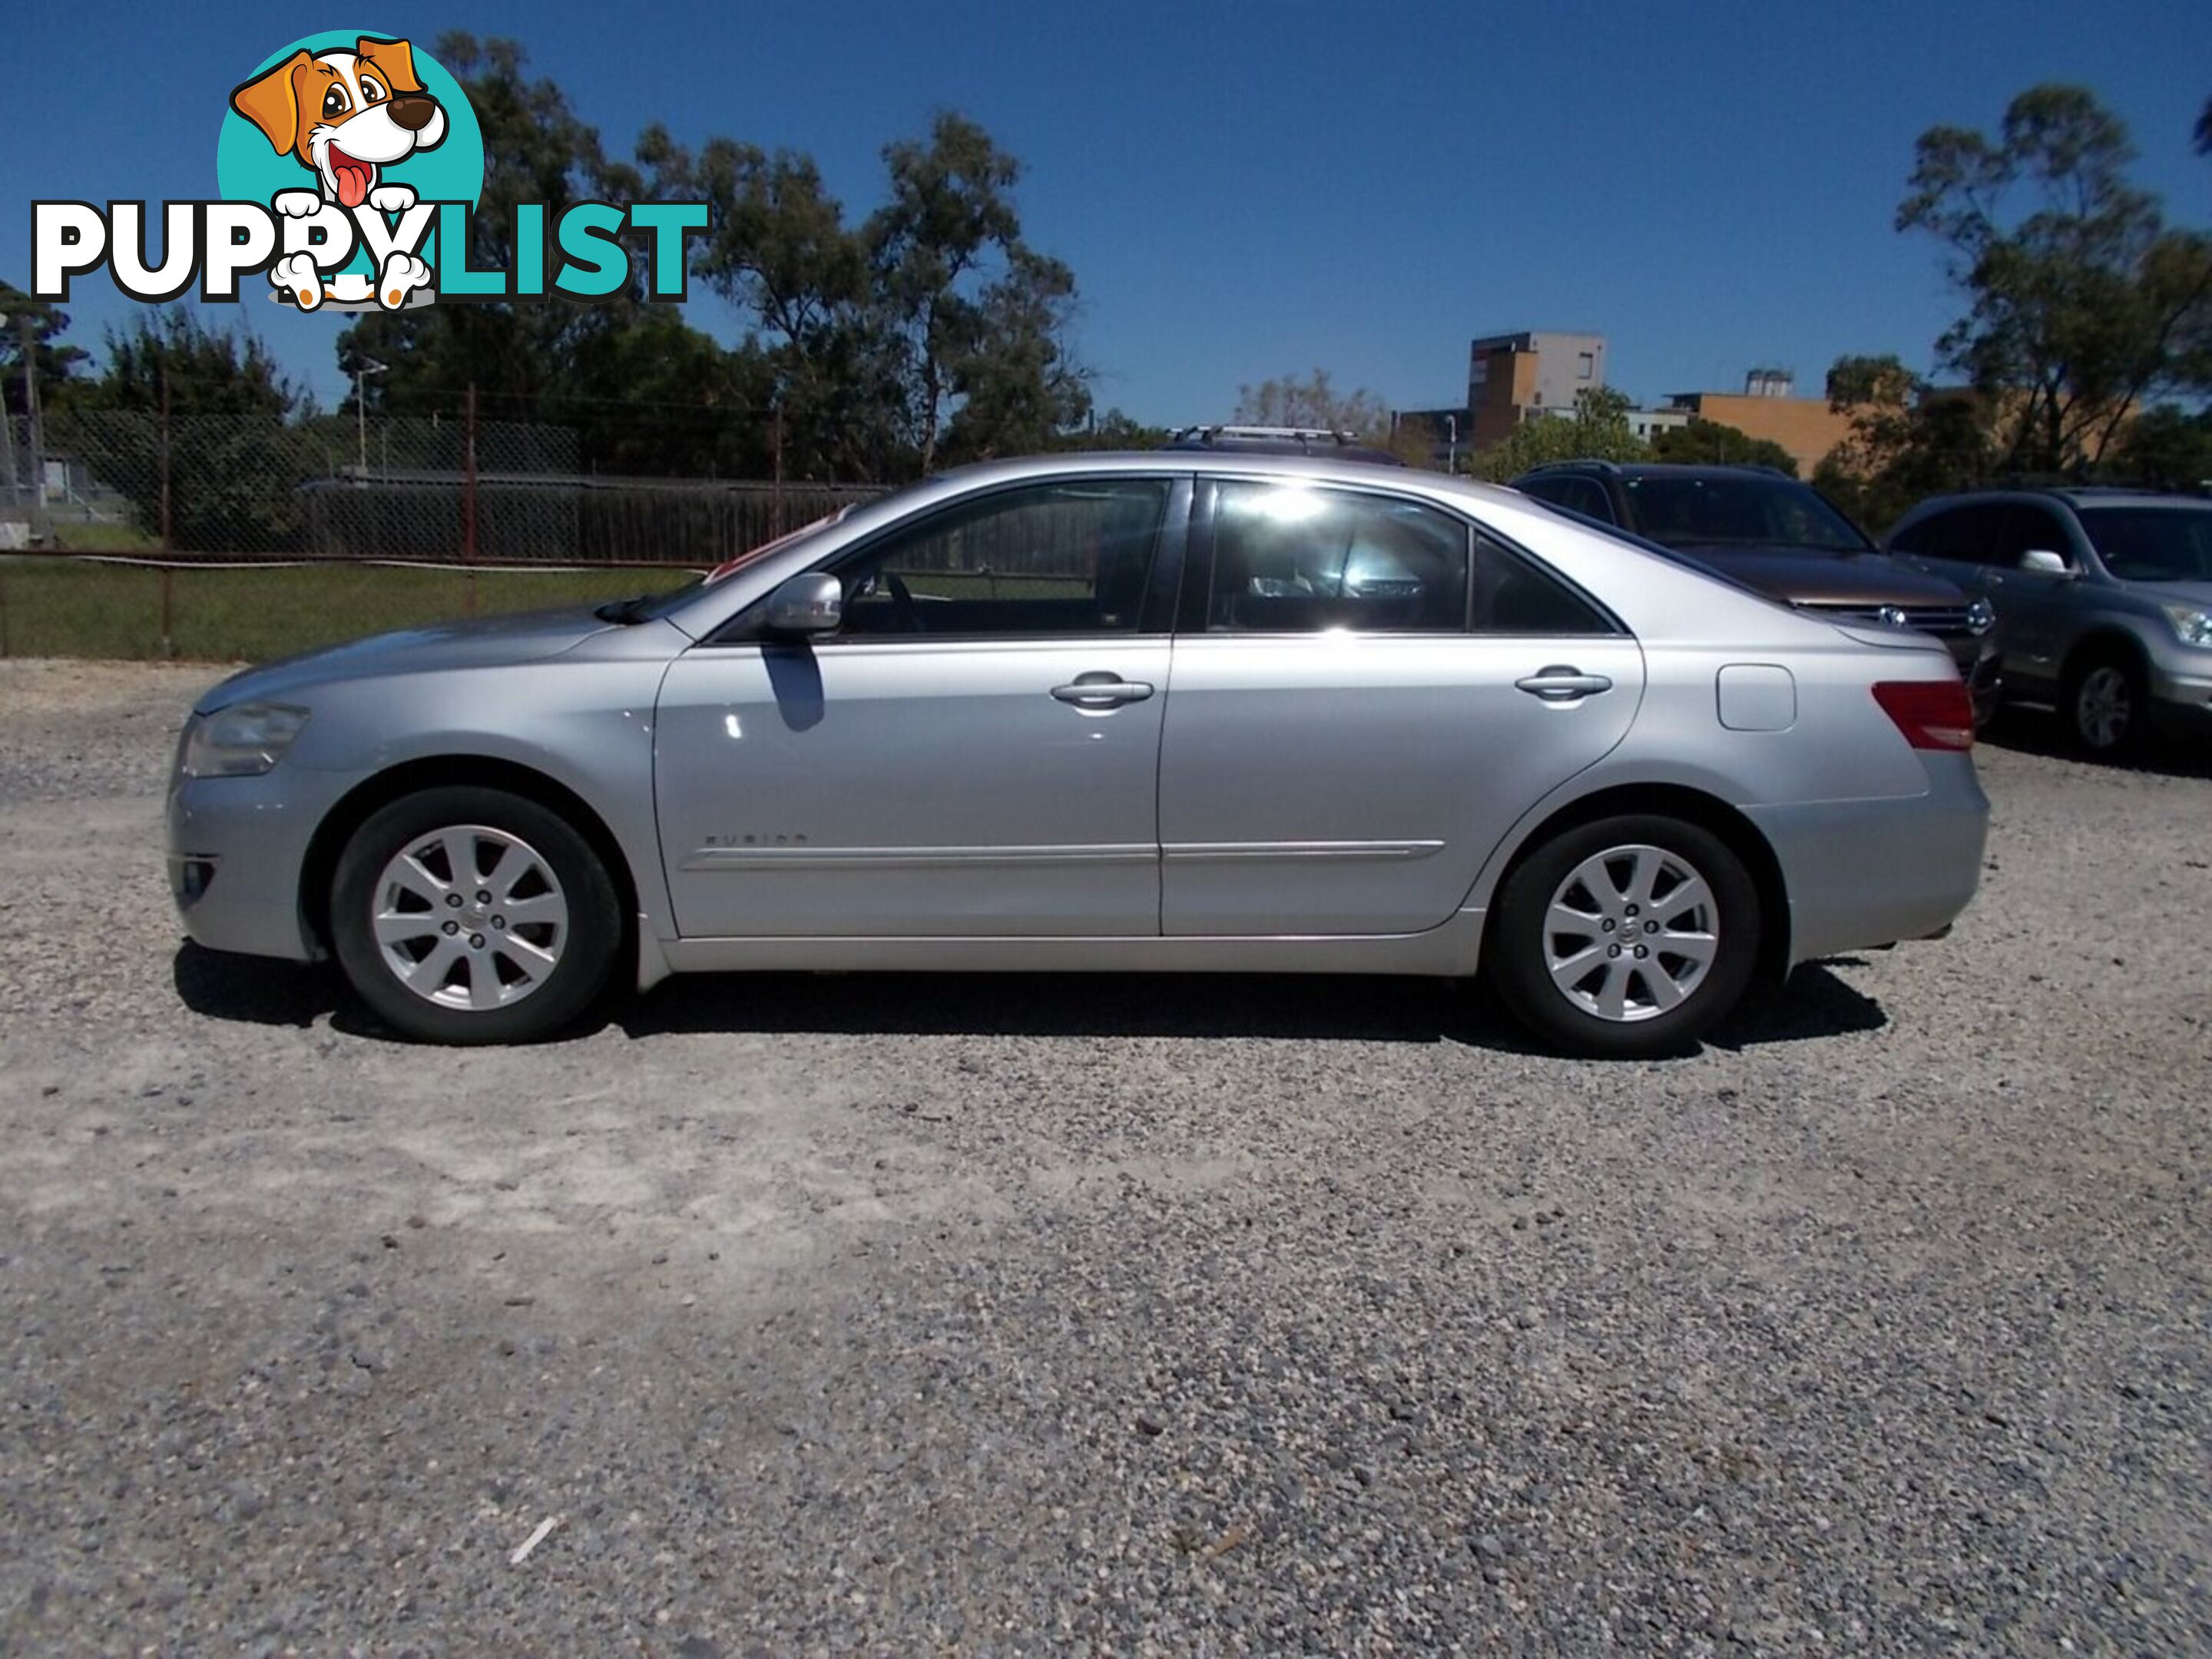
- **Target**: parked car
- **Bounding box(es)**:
[1885,487,2212,757]
[1514,462,2002,726]
[169,452,1987,1058]
[1165,425,1406,465]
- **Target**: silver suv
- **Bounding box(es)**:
[1887,488,2212,756]
[168,452,1988,1056]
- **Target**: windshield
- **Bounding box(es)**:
[2078,505,2212,583]
[597,508,854,624]
[1623,475,1872,554]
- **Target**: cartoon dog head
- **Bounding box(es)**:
[230,38,448,209]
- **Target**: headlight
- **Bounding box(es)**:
[1965,597,1996,637]
[2161,604,2212,648]
[181,702,310,777]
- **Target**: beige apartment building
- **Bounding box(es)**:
[1467,331,1607,450]
[1664,371,1855,478]
[1432,338,1861,478]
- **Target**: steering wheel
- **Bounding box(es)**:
[882,571,922,631]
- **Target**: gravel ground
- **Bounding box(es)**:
[1,656,2207,1656]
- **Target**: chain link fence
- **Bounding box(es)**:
[1,409,886,661]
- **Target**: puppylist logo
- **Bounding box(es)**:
[31,31,707,314]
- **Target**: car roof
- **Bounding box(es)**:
[1515,461,1799,483]
[927,448,1498,498]
[1902,485,2212,515]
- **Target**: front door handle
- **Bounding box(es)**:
[1515,666,1613,701]
[1051,673,1154,707]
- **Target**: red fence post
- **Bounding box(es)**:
[159,373,175,656]
[159,374,173,554]
[463,382,478,615]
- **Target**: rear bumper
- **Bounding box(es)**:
[1743,753,1989,967]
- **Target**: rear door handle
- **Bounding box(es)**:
[1051,673,1154,707]
[1515,666,1613,701]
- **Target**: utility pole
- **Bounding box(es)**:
[771,399,785,537]
[353,357,388,477]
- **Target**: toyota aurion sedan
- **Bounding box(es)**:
[169,452,1988,1058]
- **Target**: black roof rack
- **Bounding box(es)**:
[1162,425,1406,466]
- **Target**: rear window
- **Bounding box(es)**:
[1623,475,1870,553]
[2078,505,2212,583]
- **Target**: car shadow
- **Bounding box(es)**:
[174,945,1886,1054]
[615,960,1886,1052]
[1979,706,2212,781]
[1704,957,1888,1049]
[173,942,343,1028]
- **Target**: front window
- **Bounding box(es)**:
[836,478,1171,636]
[1622,475,1871,554]
[2078,506,2212,583]
[601,508,856,624]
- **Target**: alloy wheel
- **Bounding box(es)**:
[2075,665,2133,751]
[1542,844,1720,1024]
[369,824,570,1011]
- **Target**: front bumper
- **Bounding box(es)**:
[2150,664,2212,739]
[1744,752,1990,967]
[167,767,351,961]
[1946,634,2003,727]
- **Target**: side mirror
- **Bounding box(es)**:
[764,571,842,634]
[2019,548,2074,578]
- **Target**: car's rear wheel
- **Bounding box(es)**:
[329,786,622,1044]
[2062,651,2147,760]
[1485,814,1760,1059]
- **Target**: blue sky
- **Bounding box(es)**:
[5,0,2207,422]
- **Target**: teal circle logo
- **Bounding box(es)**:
[217,31,482,280]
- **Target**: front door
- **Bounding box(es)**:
[656,475,1184,938]
[1983,502,2081,686]
[1158,478,1644,936]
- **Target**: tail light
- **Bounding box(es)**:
[1873,680,1975,752]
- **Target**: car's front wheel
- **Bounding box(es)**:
[1485,814,1760,1058]
[329,786,623,1044]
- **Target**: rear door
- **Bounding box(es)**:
[1157,478,1644,936]
[1894,502,2011,595]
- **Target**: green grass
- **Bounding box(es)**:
[0,560,699,664]
[48,521,161,553]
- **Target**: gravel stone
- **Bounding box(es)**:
[1,659,2208,1654]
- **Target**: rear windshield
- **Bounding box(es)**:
[2078,505,2212,583]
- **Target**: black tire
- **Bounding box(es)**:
[329,786,624,1045]
[2060,648,2148,760]
[1485,813,1761,1059]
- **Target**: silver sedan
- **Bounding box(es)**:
[167,452,1988,1057]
